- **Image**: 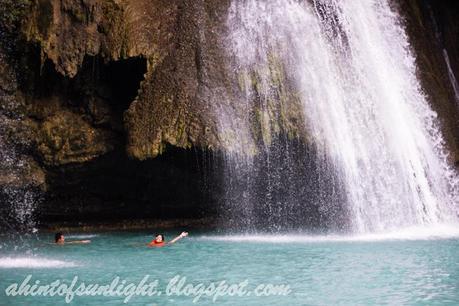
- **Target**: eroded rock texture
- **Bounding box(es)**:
[0,0,458,225]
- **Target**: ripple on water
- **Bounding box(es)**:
[199,224,459,243]
[65,234,98,239]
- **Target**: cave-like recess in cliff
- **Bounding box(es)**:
[23,49,223,227]
[42,146,222,225]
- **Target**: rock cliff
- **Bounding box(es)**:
[0,0,458,226]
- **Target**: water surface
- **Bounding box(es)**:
[1,229,458,305]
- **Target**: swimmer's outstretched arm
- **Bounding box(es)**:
[168,232,188,244]
[65,240,91,244]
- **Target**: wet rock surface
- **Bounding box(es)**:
[0,0,458,226]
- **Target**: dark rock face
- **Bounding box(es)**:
[0,0,458,227]
[40,147,222,224]
[398,0,459,165]
[0,0,229,226]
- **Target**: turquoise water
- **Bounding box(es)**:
[1,230,459,305]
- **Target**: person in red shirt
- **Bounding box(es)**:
[147,232,188,247]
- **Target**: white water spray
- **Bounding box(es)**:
[224,0,459,232]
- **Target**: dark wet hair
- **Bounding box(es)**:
[55,232,63,243]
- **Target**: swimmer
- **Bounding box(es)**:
[54,232,91,245]
[147,232,188,247]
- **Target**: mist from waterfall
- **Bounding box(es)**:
[0,51,40,233]
[218,0,459,233]
[0,120,39,233]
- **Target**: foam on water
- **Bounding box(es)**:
[200,224,459,243]
[0,257,78,268]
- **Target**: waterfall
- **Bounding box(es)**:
[425,2,459,107]
[217,0,459,233]
[0,52,40,232]
[0,115,39,232]
[443,49,459,106]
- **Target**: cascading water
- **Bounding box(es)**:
[0,52,40,233]
[425,3,459,107]
[218,0,459,233]
[443,49,459,106]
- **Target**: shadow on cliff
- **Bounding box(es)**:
[19,49,223,228]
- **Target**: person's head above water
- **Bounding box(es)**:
[53,233,90,245]
[148,232,188,247]
[55,232,65,244]
[154,234,164,243]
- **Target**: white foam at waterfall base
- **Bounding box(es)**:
[200,224,459,243]
[0,257,78,268]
